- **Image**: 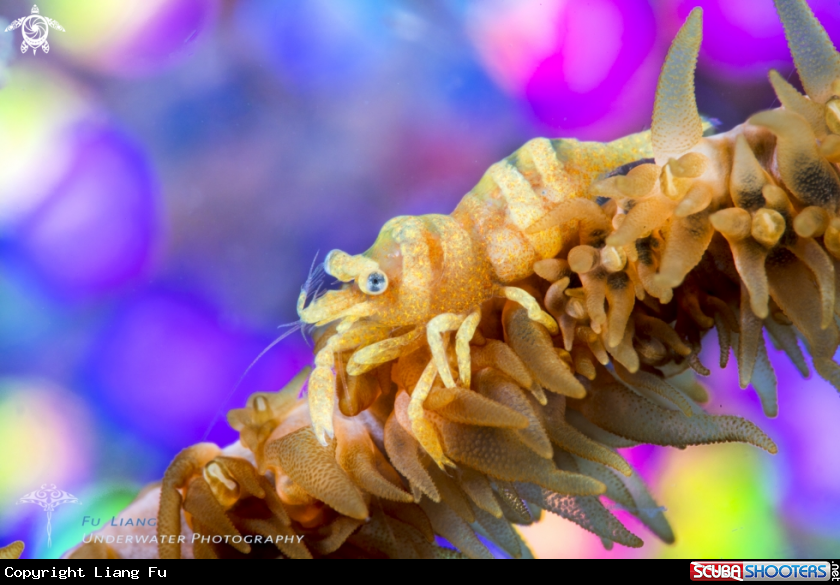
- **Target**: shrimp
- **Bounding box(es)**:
[299,0,840,469]
[297,131,653,454]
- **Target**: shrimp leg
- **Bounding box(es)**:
[427,313,466,388]
[455,308,482,388]
[408,358,454,469]
[310,323,392,445]
[346,327,425,375]
[501,287,559,335]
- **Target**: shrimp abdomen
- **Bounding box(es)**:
[452,132,654,284]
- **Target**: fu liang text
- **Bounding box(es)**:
[81,516,156,528]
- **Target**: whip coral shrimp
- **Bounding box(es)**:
[298,108,654,461]
[67,0,840,560]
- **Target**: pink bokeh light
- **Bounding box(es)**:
[469,0,659,140]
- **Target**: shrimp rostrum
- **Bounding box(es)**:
[299,0,840,472]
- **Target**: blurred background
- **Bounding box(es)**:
[0,0,838,559]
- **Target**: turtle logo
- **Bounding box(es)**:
[4,5,65,55]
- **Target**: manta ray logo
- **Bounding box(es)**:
[4,5,65,55]
[17,484,81,548]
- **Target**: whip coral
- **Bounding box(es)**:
[69,0,840,559]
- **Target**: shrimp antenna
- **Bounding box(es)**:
[302,251,323,300]
[201,322,302,441]
[201,252,331,438]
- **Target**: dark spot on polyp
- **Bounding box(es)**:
[684,213,710,238]
[592,267,608,280]
[791,162,840,208]
[636,237,654,266]
[589,229,606,248]
[765,246,796,270]
[607,271,629,290]
[734,187,765,211]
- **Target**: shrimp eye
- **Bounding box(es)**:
[363,271,388,295]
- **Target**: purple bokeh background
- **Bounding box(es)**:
[17,125,158,296]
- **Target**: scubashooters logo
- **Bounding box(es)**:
[691,561,834,582]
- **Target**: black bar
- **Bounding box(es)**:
[2,558,838,574]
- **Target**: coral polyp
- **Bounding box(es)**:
[0,541,24,559]
[69,0,840,559]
